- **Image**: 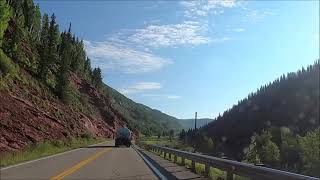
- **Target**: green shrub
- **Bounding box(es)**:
[80,133,93,140]
[298,128,320,176]
[0,49,16,76]
[46,75,57,89]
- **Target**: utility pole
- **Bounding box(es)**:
[194,112,197,130]
[193,112,198,153]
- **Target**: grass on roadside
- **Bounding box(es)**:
[140,136,195,152]
[0,136,108,167]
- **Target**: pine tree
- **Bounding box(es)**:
[23,0,35,30]
[38,13,59,82]
[169,129,174,142]
[84,57,92,80]
[38,13,49,80]
[298,128,320,176]
[243,134,262,164]
[0,0,11,47]
[244,130,280,166]
[179,129,186,143]
[261,140,280,166]
[92,67,102,88]
[207,138,214,153]
[28,4,41,41]
[1,0,25,60]
[56,36,71,100]
[56,24,72,100]
[47,13,59,66]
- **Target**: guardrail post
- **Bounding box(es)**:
[226,171,234,180]
[191,160,196,172]
[205,164,210,177]
[181,157,185,166]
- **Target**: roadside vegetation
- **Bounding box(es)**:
[0,136,108,167]
[139,135,192,151]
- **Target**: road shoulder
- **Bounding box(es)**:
[135,146,208,180]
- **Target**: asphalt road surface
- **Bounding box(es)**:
[0,141,158,180]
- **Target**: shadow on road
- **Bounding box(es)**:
[84,145,115,148]
[136,148,206,180]
[137,149,177,179]
[107,173,156,179]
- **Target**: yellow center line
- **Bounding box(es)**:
[50,148,112,180]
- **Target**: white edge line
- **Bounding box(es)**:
[0,140,110,171]
[132,145,167,180]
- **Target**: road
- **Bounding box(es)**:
[0,141,158,180]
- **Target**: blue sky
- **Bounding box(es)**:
[36,0,319,119]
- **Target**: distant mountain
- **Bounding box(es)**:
[101,84,182,135]
[179,118,214,130]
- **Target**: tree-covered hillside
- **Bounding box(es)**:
[100,84,181,135]
[182,61,319,177]
[0,0,180,138]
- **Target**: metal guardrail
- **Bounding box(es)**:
[143,144,319,180]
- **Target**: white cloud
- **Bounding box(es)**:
[244,10,275,23]
[227,28,245,32]
[167,95,181,99]
[84,1,238,75]
[120,82,162,94]
[142,94,181,100]
[211,37,232,43]
[127,21,210,48]
[207,0,237,8]
[177,0,236,44]
[130,82,162,90]
[180,0,238,18]
[109,20,230,50]
[233,28,245,32]
[84,40,172,74]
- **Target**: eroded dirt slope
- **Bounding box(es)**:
[0,71,127,155]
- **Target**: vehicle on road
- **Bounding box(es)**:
[115,127,132,147]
